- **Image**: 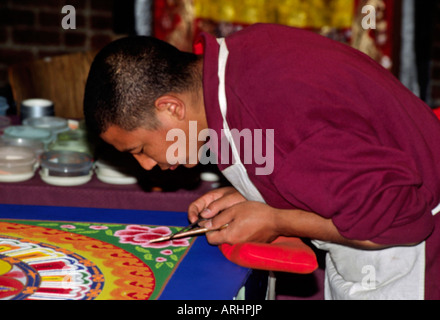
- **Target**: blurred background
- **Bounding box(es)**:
[0,0,439,113]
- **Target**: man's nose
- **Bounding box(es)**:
[133,154,157,171]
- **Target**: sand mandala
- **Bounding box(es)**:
[0,219,194,300]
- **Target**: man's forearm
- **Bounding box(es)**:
[273,208,388,250]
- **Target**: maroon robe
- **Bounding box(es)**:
[197,24,440,299]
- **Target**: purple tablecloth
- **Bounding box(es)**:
[0,171,217,212]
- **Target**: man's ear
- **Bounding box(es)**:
[155,95,186,121]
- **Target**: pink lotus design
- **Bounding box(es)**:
[89,225,109,230]
[156,257,167,262]
[114,225,190,248]
[60,225,76,229]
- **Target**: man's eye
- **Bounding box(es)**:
[132,148,144,155]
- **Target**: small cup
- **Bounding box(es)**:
[21,99,54,121]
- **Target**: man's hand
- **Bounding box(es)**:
[203,201,280,245]
[188,187,280,245]
[188,186,247,223]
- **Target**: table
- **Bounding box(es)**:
[0,166,218,212]
[0,203,251,300]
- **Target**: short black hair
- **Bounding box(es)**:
[83,36,200,135]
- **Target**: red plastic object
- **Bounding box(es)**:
[434,108,440,120]
[219,237,318,274]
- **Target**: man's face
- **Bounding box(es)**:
[100,91,208,171]
[100,122,203,171]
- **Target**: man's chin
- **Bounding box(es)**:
[183,163,198,169]
[161,163,198,171]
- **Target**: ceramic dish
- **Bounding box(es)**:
[94,159,138,185]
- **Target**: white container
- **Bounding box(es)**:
[1,136,44,158]
[40,150,93,186]
[49,129,93,155]
[23,116,69,135]
[0,146,38,182]
[3,125,55,149]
